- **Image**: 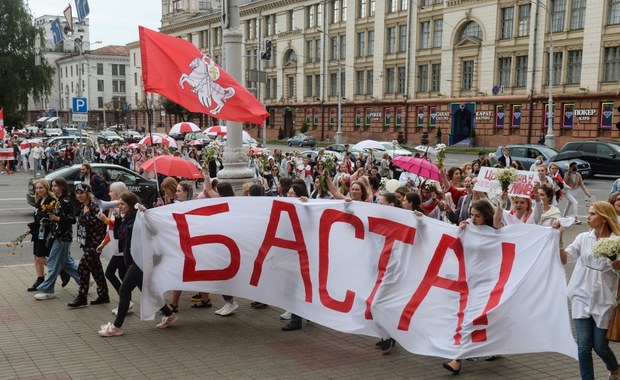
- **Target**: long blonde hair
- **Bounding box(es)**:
[591,201,620,236]
[34,179,53,203]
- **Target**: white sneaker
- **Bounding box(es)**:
[216,301,239,316]
[214,302,229,315]
[156,314,178,328]
[34,293,55,300]
[98,322,123,337]
[280,310,292,320]
[112,301,134,315]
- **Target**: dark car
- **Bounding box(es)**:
[27,164,158,210]
[97,130,124,145]
[287,134,316,147]
[492,144,591,177]
[556,140,620,176]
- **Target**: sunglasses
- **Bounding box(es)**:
[75,190,85,194]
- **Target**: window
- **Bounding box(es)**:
[501,7,514,39]
[288,76,295,98]
[317,4,323,27]
[340,70,345,96]
[433,19,443,48]
[459,21,482,41]
[356,71,365,94]
[112,80,119,92]
[272,78,278,99]
[97,80,104,91]
[112,64,118,76]
[604,46,620,81]
[119,80,126,93]
[431,63,441,91]
[306,40,313,63]
[288,10,295,31]
[386,68,395,93]
[609,0,620,25]
[398,66,406,93]
[548,51,563,85]
[518,4,531,36]
[330,72,338,96]
[97,63,103,75]
[306,75,313,97]
[357,32,366,57]
[315,75,321,97]
[570,0,586,29]
[368,30,374,56]
[388,0,397,13]
[386,27,396,54]
[566,50,582,84]
[366,69,373,94]
[316,39,321,61]
[333,0,340,23]
[498,57,512,87]
[308,5,315,28]
[370,0,375,16]
[417,64,428,92]
[98,97,103,108]
[401,0,408,10]
[331,38,338,60]
[462,60,474,90]
[551,0,566,32]
[515,55,528,87]
[339,35,346,59]
[359,0,366,18]
[134,93,139,105]
[399,25,407,52]
[133,72,137,86]
[420,21,430,49]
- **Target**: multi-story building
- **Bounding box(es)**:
[145,0,620,146]
[57,45,130,128]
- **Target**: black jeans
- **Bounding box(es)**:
[105,255,127,295]
[113,263,172,328]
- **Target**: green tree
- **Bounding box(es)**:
[0,0,54,128]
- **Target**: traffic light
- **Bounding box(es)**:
[616,106,620,130]
[261,40,272,60]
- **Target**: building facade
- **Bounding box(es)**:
[145,0,620,146]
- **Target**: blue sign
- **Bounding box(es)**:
[75,0,90,22]
[51,18,64,45]
[72,97,88,113]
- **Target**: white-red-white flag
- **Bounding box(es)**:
[63,5,74,33]
[0,108,6,140]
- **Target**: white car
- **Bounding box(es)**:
[44,128,62,137]
[372,141,413,161]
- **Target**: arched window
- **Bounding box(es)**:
[458,21,483,42]
[283,49,297,65]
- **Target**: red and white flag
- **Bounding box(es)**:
[0,108,6,140]
[63,5,73,33]
[138,26,269,125]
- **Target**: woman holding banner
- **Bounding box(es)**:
[555,201,620,380]
[537,184,561,227]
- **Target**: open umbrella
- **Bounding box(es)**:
[127,143,141,150]
[139,133,178,148]
[140,155,203,179]
[392,156,442,182]
[204,125,227,136]
[169,122,200,135]
[352,140,386,151]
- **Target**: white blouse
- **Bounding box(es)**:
[565,230,619,328]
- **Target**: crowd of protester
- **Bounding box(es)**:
[16,141,620,379]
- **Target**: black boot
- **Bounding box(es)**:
[90,295,110,305]
[68,295,88,308]
[60,271,70,287]
[27,277,44,292]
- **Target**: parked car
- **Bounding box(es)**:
[122,129,144,143]
[97,130,124,144]
[43,128,62,138]
[46,136,93,150]
[27,163,158,210]
[555,140,620,176]
[325,143,362,159]
[184,132,212,145]
[492,144,591,177]
[287,134,316,147]
[371,141,413,162]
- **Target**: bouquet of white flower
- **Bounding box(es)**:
[496,167,518,192]
[592,236,620,261]
[435,143,447,169]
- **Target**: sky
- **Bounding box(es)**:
[27,0,162,46]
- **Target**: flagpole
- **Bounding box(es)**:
[145,91,160,200]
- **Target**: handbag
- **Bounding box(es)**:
[607,281,620,342]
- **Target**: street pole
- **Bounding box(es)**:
[318,29,342,145]
[536,0,555,148]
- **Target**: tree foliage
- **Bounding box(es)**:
[0,0,54,127]
[161,98,201,122]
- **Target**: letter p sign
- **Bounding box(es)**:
[72,97,88,113]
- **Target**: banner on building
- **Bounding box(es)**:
[562,103,574,129]
[134,198,577,360]
[495,105,505,128]
[601,102,614,129]
[511,105,522,128]
[417,106,425,127]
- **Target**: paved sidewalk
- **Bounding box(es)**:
[0,262,611,380]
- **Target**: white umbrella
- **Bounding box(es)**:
[169,122,200,135]
[203,125,227,136]
[352,139,386,151]
[139,133,178,148]
[414,145,438,156]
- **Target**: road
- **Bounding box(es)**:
[0,152,616,266]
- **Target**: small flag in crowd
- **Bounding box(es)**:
[138,26,268,125]
[0,108,6,140]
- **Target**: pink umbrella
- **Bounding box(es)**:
[203,125,227,136]
[127,143,141,150]
[392,156,442,182]
[139,133,178,148]
[169,122,200,135]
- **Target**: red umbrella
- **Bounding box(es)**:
[169,122,200,135]
[139,133,178,148]
[203,125,227,136]
[392,156,442,182]
[140,155,203,179]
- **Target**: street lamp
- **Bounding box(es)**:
[534,0,555,148]
[317,29,342,145]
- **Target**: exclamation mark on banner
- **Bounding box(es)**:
[470,242,516,343]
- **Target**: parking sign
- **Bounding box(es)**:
[72,97,88,113]
[75,0,90,21]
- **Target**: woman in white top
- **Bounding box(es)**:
[563,162,591,225]
[556,201,620,380]
[608,192,620,224]
[537,183,561,226]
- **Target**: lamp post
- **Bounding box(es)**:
[317,29,342,145]
[535,0,555,148]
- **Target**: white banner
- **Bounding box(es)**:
[474,167,538,197]
[134,198,577,360]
